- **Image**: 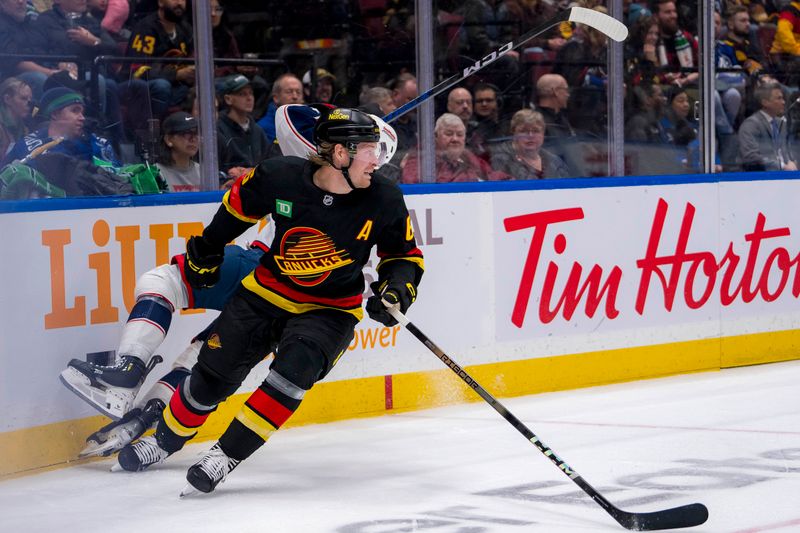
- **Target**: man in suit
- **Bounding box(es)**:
[738,82,797,171]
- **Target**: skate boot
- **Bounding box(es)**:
[115,435,171,472]
[60,355,162,419]
[80,399,166,458]
[181,444,241,496]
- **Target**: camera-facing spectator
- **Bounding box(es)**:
[0,77,33,159]
[625,15,660,86]
[302,68,336,105]
[217,74,269,186]
[653,0,699,88]
[157,111,200,192]
[256,73,304,144]
[468,82,510,161]
[401,112,508,184]
[491,109,570,180]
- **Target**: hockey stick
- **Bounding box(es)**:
[384,304,709,531]
[383,7,628,123]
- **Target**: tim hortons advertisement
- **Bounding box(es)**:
[494,180,800,355]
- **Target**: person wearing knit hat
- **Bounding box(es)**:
[3,87,119,167]
[37,87,84,120]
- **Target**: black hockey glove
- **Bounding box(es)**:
[185,235,224,289]
[366,279,417,327]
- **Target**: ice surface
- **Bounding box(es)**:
[1,361,799,532]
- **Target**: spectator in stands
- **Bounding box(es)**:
[535,74,575,139]
[359,86,395,116]
[33,0,124,142]
[739,81,797,171]
[468,82,509,161]
[0,77,32,159]
[0,0,75,99]
[446,87,474,127]
[652,0,699,88]
[659,86,698,166]
[4,87,118,166]
[302,68,336,105]
[157,110,200,192]
[491,109,570,180]
[122,0,194,127]
[451,0,519,87]
[769,1,800,86]
[723,5,768,78]
[211,0,240,77]
[625,0,651,25]
[497,0,563,53]
[217,74,269,187]
[401,112,508,183]
[88,0,130,41]
[625,82,668,143]
[554,6,610,89]
[387,73,418,165]
[625,15,661,86]
[255,73,303,144]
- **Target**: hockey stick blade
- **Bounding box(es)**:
[383,7,628,123]
[608,502,709,531]
[569,7,628,42]
[384,304,708,531]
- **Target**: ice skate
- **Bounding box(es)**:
[114,435,170,472]
[60,355,162,419]
[180,443,240,496]
[80,399,166,458]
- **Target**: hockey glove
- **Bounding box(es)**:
[185,235,224,289]
[366,279,417,327]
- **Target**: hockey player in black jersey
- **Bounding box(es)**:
[116,108,424,496]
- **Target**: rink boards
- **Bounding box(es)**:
[2,173,800,477]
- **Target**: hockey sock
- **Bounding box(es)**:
[135,367,191,410]
[117,296,174,363]
[157,380,215,453]
[219,380,302,461]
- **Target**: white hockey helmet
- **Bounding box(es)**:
[370,114,398,168]
[274,103,320,159]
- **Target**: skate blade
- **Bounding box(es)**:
[79,435,122,458]
[110,462,124,473]
[59,368,122,421]
[180,484,199,498]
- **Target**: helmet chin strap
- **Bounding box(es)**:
[329,145,357,190]
[335,159,356,190]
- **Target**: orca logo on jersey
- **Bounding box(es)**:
[274,227,354,286]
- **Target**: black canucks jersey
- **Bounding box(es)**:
[202,156,424,320]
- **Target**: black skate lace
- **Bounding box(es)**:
[197,445,240,483]
[133,437,166,465]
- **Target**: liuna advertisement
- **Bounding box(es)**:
[1,177,799,475]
